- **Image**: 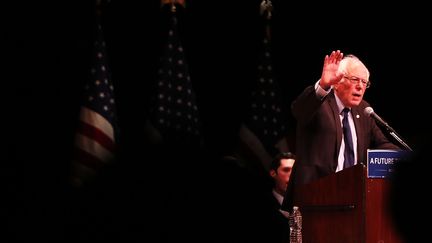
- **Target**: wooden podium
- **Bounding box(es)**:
[293,164,402,243]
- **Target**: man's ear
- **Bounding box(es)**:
[270,170,277,178]
[333,83,339,91]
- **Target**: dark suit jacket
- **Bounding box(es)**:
[267,195,291,243]
[257,190,291,243]
[282,85,399,210]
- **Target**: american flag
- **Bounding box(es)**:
[148,13,201,144]
[239,27,290,169]
[71,20,117,187]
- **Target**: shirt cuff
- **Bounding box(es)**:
[314,80,331,99]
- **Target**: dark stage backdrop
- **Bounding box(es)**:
[3,1,430,242]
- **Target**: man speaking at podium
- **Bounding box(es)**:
[282,50,400,210]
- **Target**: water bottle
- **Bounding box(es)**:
[289,206,302,243]
[288,211,294,241]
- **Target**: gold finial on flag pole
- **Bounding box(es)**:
[171,0,176,12]
[161,0,186,12]
[260,0,273,20]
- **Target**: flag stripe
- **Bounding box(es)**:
[78,119,115,152]
[73,147,107,170]
[80,106,114,141]
[75,133,114,163]
[71,17,117,186]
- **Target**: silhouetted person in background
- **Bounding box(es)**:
[266,152,296,243]
[270,152,295,217]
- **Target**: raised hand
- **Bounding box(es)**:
[319,50,344,90]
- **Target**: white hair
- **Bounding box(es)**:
[338,54,370,77]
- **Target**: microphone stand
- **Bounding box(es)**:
[385,126,413,151]
[366,107,413,151]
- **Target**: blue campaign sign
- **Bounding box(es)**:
[367,149,411,178]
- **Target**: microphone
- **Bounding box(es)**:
[364,106,412,151]
[364,107,394,132]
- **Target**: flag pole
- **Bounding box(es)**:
[95,0,102,16]
[260,0,273,40]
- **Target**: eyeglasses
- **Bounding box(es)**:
[344,76,371,88]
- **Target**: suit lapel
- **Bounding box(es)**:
[327,92,342,167]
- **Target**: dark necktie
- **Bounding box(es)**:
[342,108,355,168]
